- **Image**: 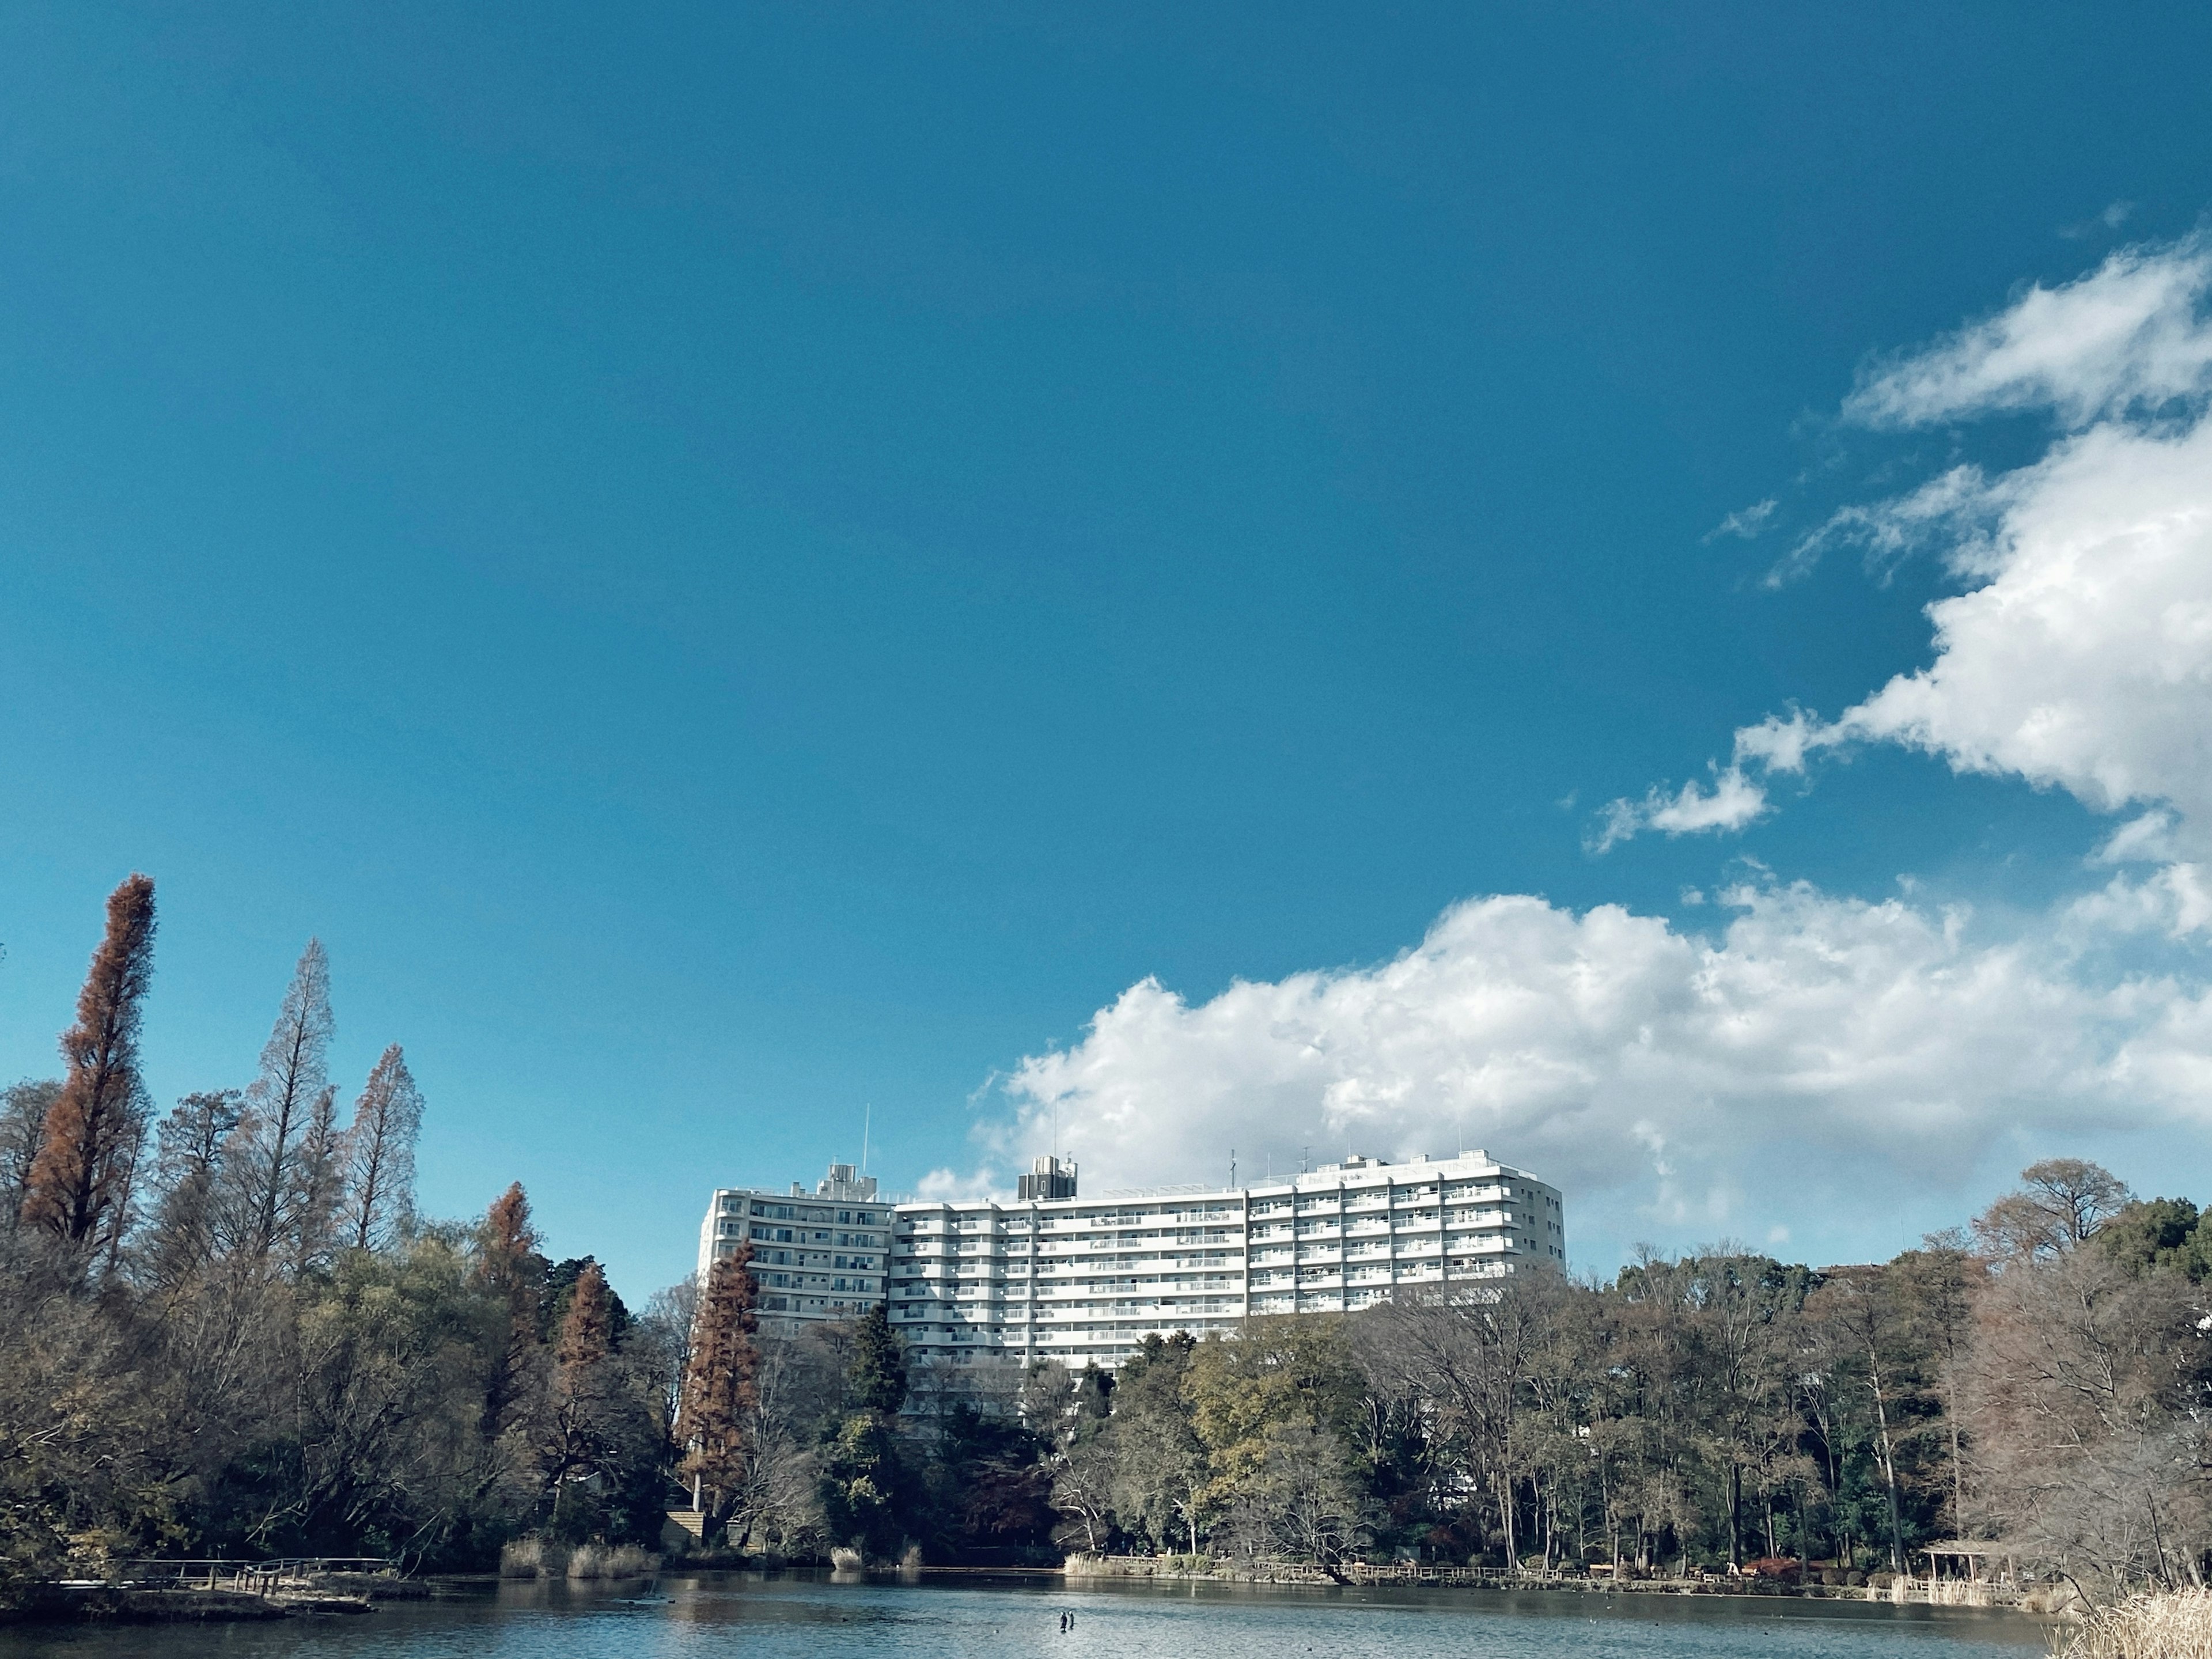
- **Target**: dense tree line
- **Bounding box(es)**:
[0,878,691,1604]
[9,877,2210,1602]
[664,1155,2212,1595]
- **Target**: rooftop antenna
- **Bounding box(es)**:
[1230,1147,1237,1190]
[861,1104,870,1176]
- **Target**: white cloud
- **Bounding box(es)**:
[1824,418,2212,842]
[1765,465,1995,587]
[2064,861,2212,942]
[1844,237,2212,429]
[1706,498,1779,542]
[1615,236,2212,853]
[1592,766,1768,851]
[2093,811,2179,866]
[2062,200,2139,241]
[996,881,2212,1257]
[913,1164,1010,1204]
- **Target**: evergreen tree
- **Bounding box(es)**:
[850,1302,908,1415]
[817,1302,915,1558]
[22,874,157,1256]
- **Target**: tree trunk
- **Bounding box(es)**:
[1727,1462,1741,1567]
[1867,1354,1906,1572]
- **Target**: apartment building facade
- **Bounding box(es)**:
[888,1150,1565,1369]
[695,1162,894,1335]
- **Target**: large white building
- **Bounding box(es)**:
[695,1149,1565,1365]
[696,1163,893,1334]
[889,1150,1564,1369]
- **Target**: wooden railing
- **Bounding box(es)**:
[101,1557,396,1591]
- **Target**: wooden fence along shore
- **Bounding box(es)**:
[25,1558,400,1621]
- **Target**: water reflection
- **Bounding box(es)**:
[0,1571,2051,1659]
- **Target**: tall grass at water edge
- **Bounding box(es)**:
[2061,1588,2212,1657]
[498,1539,658,1580]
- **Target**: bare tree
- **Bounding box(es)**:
[0,1081,61,1240]
[636,1274,700,1434]
[716,1331,823,1552]
[1808,1266,1913,1571]
[1966,1242,2209,1588]
[1050,1426,1118,1554]
[143,1089,245,1289]
[341,1044,422,1251]
[291,1085,345,1273]
[1362,1277,1561,1565]
[1973,1159,2132,1264]
[22,874,157,1262]
[224,940,336,1266]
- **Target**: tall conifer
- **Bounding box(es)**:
[556,1261,615,1370]
[225,939,335,1265]
[342,1044,422,1251]
[22,874,157,1254]
[478,1181,548,1435]
[679,1249,761,1516]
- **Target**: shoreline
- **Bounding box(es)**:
[6,1560,2062,1628]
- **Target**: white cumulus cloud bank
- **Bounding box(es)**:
[993,882,2212,1255]
[948,239,2212,1265]
[1607,236,2212,853]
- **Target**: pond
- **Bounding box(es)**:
[0,1572,2052,1659]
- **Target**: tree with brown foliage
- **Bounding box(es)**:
[556,1262,614,1371]
[21,874,157,1256]
[342,1044,422,1251]
[533,1259,622,1516]
[1965,1238,2209,1586]
[477,1182,549,1437]
[679,1248,761,1521]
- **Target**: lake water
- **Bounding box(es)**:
[0,1573,2052,1659]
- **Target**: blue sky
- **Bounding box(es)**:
[6,4,2212,1301]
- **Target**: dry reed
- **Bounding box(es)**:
[2063,1588,2212,1658]
[565,1544,657,1579]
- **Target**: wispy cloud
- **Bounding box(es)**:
[1763,465,1995,587]
[1843,236,2212,429]
[1705,498,1778,542]
[2061,200,2138,240]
